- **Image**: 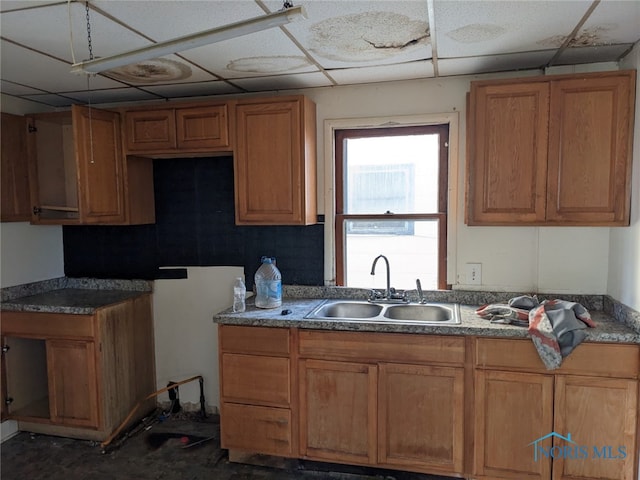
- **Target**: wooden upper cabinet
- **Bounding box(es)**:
[547,75,634,225]
[466,70,636,226]
[234,95,317,225]
[123,102,232,154]
[1,112,32,222]
[467,82,549,225]
[27,105,154,225]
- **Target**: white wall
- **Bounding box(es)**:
[152,266,243,411]
[609,44,640,310]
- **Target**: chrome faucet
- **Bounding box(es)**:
[416,278,426,304]
[370,254,392,300]
[369,255,408,303]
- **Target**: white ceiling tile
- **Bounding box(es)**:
[20,93,79,107]
[434,0,593,58]
[329,61,434,85]
[141,81,244,98]
[1,40,126,92]
[0,2,153,64]
[555,44,634,65]
[438,51,554,77]
[0,80,43,96]
[231,72,333,92]
[63,88,162,105]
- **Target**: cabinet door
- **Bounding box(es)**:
[553,376,638,480]
[547,73,635,225]
[378,363,464,474]
[467,82,549,225]
[299,359,377,465]
[235,97,316,225]
[474,370,553,480]
[73,105,126,223]
[124,109,176,152]
[1,113,31,222]
[46,339,99,428]
[176,105,230,150]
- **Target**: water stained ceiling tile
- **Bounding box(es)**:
[572,0,640,46]
[328,61,434,85]
[435,0,593,58]
[265,0,431,69]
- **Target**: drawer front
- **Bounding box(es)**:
[221,353,290,406]
[476,338,639,378]
[220,325,290,356]
[1,311,95,339]
[299,330,465,366]
[221,403,292,456]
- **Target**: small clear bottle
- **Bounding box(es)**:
[232,277,246,313]
[254,256,282,309]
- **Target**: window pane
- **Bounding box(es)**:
[344,135,440,214]
[344,219,439,290]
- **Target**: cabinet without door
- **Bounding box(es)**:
[0,294,156,440]
[27,105,154,225]
[466,70,636,226]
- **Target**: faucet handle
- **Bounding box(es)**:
[416,279,426,303]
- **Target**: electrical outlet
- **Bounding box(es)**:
[466,263,482,285]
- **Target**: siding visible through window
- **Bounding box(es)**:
[335,125,449,290]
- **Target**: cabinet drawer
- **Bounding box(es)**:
[221,403,292,456]
[476,338,639,378]
[299,330,465,366]
[221,353,290,406]
[219,325,290,356]
[1,311,94,338]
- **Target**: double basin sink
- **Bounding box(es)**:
[305,299,461,325]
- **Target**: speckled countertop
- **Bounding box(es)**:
[213,287,640,344]
[1,277,153,315]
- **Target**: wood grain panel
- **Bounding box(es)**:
[299,359,377,465]
[221,354,290,407]
[220,325,290,356]
[378,363,464,474]
[221,403,292,456]
[124,109,176,152]
[476,338,639,378]
[553,376,638,480]
[1,311,94,339]
[474,370,553,479]
[299,330,465,365]
[1,112,31,222]
[176,105,229,149]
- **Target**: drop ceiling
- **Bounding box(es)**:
[1,0,638,108]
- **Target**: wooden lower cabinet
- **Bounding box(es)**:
[552,376,638,480]
[1,294,156,440]
[47,339,99,428]
[299,359,377,465]
[379,363,464,473]
[474,338,639,480]
[474,370,554,480]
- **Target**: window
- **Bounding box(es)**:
[335,125,449,290]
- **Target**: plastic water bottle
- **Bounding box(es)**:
[254,256,282,309]
[232,277,246,313]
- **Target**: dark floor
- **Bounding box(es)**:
[0,412,457,480]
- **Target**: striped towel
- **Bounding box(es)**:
[476,296,595,369]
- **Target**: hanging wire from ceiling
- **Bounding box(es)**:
[84,0,95,164]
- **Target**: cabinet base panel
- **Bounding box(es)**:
[227,449,467,479]
[17,420,106,441]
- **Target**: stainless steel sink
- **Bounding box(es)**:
[383,304,457,322]
[305,300,461,325]
[311,301,383,319]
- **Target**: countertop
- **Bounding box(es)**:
[213,298,640,344]
[1,289,149,315]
